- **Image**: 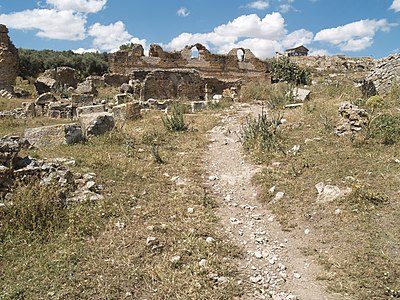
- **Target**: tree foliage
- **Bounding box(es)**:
[271,56,311,86]
[18,49,109,80]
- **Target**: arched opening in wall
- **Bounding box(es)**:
[237,49,245,62]
[191,47,200,59]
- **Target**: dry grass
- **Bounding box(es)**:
[0,108,242,299]
[249,82,400,299]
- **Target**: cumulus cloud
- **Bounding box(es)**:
[0,9,86,40]
[390,0,400,12]
[73,48,99,54]
[166,12,314,59]
[314,19,393,51]
[46,0,107,13]
[308,48,331,56]
[247,1,269,10]
[177,7,190,17]
[88,21,146,52]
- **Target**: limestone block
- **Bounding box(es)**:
[79,112,115,137]
[76,105,105,117]
[112,102,141,120]
[24,123,84,147]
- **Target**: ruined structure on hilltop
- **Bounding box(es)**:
[0,24,18,92]
[108,44,270,99]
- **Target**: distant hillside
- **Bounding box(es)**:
[18,49,109,80]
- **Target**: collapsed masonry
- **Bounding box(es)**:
[0,136,104,201]
[108,43,271,100]
[0,24,19,97]
[364,54,400,96]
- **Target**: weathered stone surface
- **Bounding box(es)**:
[292,88,311,102]
[24,123,84,147]
[76,105,105,117]
[120,83,133,94]
[0,24,18,90]
[335,102,369,136]
[35,67,78,95]
[110,44,270,84]
[36,92,56,105]
[143,69,204,100]
[365,54,400,96]
[75,79,97,95]
[79,113,115,137]
[315,182,352,203]
[290,55,374,75]
[0,136,103,201]
[112,102,141,120]
[71,94,95,107]
[103,73,129,87]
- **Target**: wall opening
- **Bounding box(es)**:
[237,49,245,62]
[191,47,200,59]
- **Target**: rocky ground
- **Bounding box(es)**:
[205,103,345,300]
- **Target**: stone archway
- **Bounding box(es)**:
[237,48,245,62]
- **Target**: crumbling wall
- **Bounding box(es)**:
[109,43,270,83]
[365,54,400,96]
[290,55,374,74]
[0,24,18,91]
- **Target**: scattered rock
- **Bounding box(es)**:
[315,182,352,203]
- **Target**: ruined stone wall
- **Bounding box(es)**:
[0,24,18,90]
[109,43,270,83]
[365,54,400,96]
[290,55,374,74]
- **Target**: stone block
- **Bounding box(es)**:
[76,105,105,117]
[112,102,141,120]
[24,123,84,147]
[71,94,95,107]
[79,112,115,137]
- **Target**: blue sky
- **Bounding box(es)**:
[0,0,399,58]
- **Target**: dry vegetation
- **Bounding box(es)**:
[1,75,399,299]
[242,81,400,299]
[0,102,242,299]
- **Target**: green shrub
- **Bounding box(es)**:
[162,104,188,132]
[241,109,284,153]
[370,114,400,145]
[271,57,311,86]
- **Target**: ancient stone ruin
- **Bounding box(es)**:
[335,102,369,136]
[0,136,103,201]
[364,54,400,96]
[0,24,19,96]
[109,43,271,100]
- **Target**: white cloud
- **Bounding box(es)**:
[73,48,99,54]
[390,0,400,12]
[46,0,107,13]
[214,13,287,40]
[247,1,269,10]
[88,21,146,52]
[177,7,190,17]
[0,9,86,40]
[282,29,314,48]
[166,12,314,59]
[314,19,393,52]
[308,48,331,56]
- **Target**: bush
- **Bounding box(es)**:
[18,49,109,79]
[0,179,66,239]
[241,109,284,153]
[271,57,311,86]
[370,114,400,145]
[162,104,188,132]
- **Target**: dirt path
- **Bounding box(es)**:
[205,103,344,300]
